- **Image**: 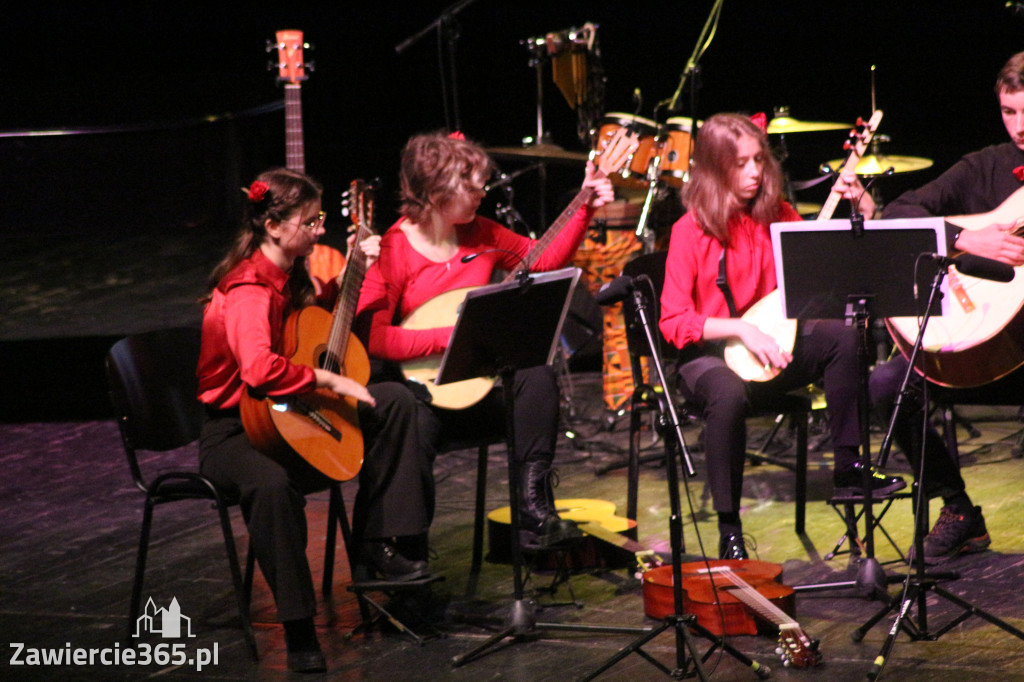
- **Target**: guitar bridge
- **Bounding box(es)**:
[271,398,343,441]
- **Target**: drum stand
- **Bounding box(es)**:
[578,278,770,681]
[856,263,1024,680]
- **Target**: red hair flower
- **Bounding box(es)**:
[248,180,270,202]
[749,112,768,134]
[448,130,466,141]
[1013,166,1024,182]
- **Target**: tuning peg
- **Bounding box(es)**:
[305,60,316,73]
[265,39,278,54]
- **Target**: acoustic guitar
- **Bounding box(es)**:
[399,127,641,410]
[643,559,822,668]
[240,181,375,481]
[724,111,883,381]
[884,185,1024,387]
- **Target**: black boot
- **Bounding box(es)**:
[518,459,581,549]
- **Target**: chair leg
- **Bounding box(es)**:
[128,500,156,638]
[794,411,808,536]
[217,505,258,661]
[467,444,489,597]
[323,484,355,600]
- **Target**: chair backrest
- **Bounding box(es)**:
[106,327,205,489]
[621,251,678,365]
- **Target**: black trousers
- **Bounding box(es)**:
[426,364,560,466]
[675,319,862,514]
[198,382,436,622]
[869,354,966,499]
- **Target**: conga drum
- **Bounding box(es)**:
[572,200,644,410]
[592,113,659,189]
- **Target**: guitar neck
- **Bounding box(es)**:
[284,84,305,174]
[709,567,796,628]
[817,110,882,221]
[500,186,595,284]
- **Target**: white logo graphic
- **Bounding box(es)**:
[133,597,196,638]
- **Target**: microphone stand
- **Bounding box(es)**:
[856,259,1024,679]
[579,275,769,681]
[394,0,480,131]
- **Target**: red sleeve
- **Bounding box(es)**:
[490,203,594,272]
[659,214,710,350]
[223,284,316,396]
[356,232,452,362]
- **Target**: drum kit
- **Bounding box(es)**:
[489,112,934,190]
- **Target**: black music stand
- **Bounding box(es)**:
[444,268,649,668]
[770,217,948,598]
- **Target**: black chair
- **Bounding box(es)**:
[107,327,353,661]
[618,251,815,535]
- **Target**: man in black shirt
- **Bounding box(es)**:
[871,51,1024,563]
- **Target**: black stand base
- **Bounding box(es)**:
[450,598,649,668]
[578,613,771,682]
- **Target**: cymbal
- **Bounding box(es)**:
[795,202,822,216]
[485,143,589,162]
[826,154,934,175]
[767,116,850,134]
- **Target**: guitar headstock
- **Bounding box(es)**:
[777,626,822,668]
[270,29,311,84]
[342,179,376,239]
[593,126,642,177]
[842,110,883,162]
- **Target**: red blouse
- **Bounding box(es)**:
[197,249,338,409]
[356,208,593,362]
[659,203,801,350]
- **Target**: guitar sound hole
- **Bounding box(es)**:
[318,351,341,375]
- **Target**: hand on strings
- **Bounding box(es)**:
[738,322,793,372]
[956,222,1024,265]
[314,369,375,406]
[834,169,875,217]
[582,161,616,209]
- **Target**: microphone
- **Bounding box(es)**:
[927,253,1016,283]
[595,275,636,305]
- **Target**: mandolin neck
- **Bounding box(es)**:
[501,186,594,284]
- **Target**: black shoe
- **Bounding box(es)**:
[910,505,991,565]
[519,460,582,549]
[359,539,430,582]
[833,462,907,498]
[519,512,582,550]
[718,533,748,560]
[287,648,327,674]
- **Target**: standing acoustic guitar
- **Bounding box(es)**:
[399,127,641,410]
[241,182,375,481]
[723,111,883,381]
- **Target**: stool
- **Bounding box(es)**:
[346,575,445,645]
[824,491,913,564]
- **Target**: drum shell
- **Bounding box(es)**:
[593,113,658,189]
[659,117,697,186]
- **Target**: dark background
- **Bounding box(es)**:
[3,1,1024,418]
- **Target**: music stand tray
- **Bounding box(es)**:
[769,217,949,321]
[435,267,581,385]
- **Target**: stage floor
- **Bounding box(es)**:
[3,372,1024,681]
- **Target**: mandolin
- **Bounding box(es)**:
[643,559,822,668]
[240,181,375,481]
[399,127,641,410]
[884,184,1024,387]
[724,111,883,381]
